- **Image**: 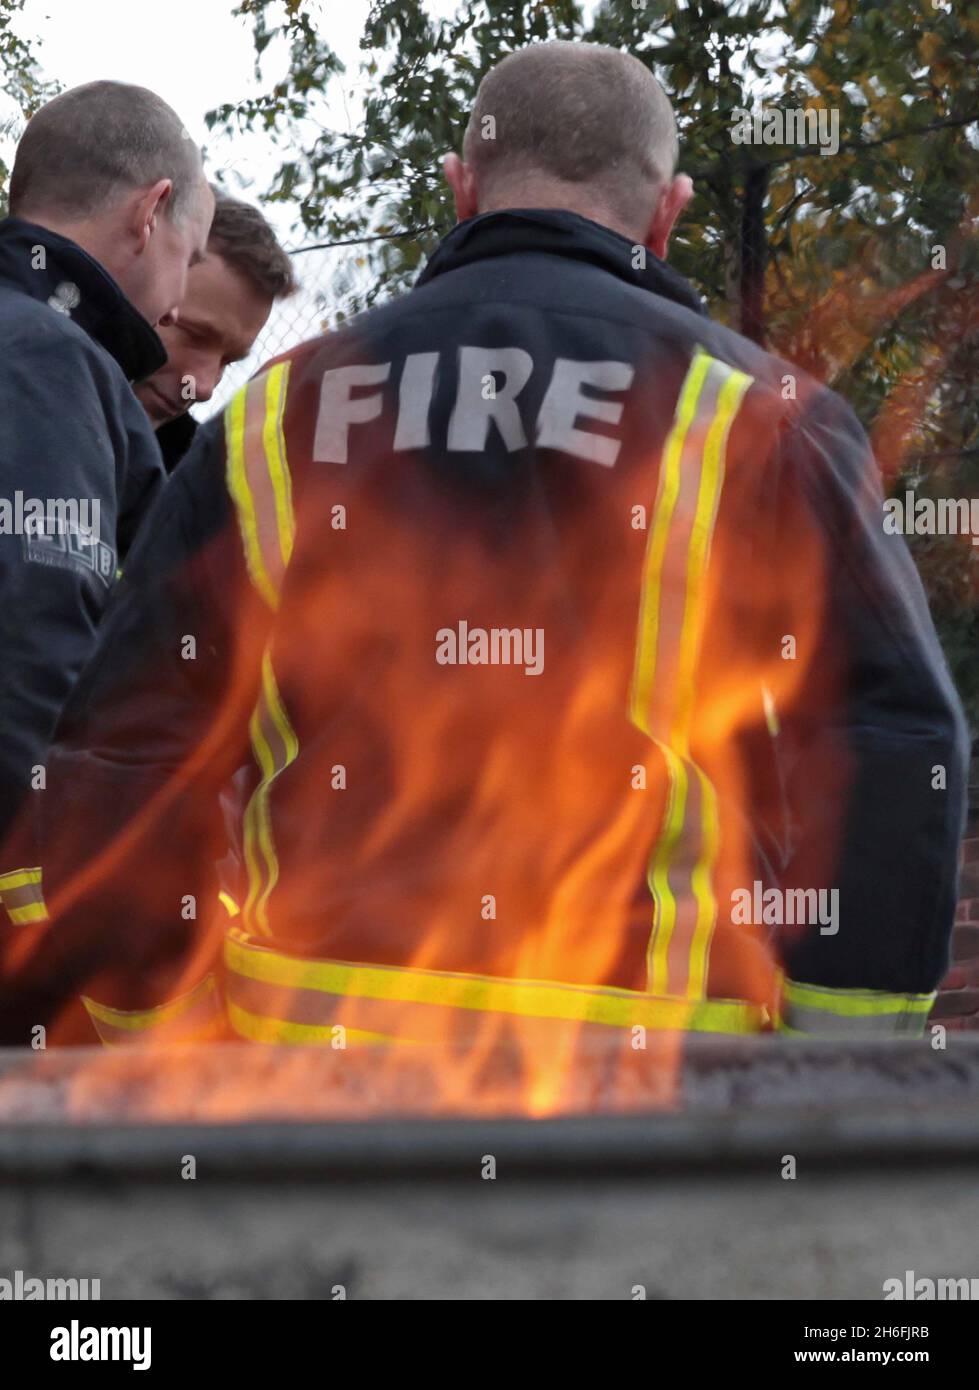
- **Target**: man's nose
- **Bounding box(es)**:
[195,367,221,404]
[157,306,180,329]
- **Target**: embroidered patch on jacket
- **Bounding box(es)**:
[46,281,81,316]
[22,524,116,590]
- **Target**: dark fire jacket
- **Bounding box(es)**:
[0,217,165,924]
[14,208,969,1044]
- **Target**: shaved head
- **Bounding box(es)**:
[462,41,678,239]
[10,80,204,224]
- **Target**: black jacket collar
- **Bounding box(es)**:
[0,216,166,382]
[417,208,707,317]
[155,410,199,474]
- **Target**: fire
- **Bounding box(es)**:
[0,1035,689,1125]
[0,348,839,1123]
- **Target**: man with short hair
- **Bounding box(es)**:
[446,39,688,256]
[0,80,212,925]
[8,80,212,330]
[137,188,298,472]
[18,43,970,1046]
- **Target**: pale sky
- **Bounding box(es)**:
[14,0,386,238]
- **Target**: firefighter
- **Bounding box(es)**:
[9,42,967,1047]
[138,187,298,474]
[0,81,212,935]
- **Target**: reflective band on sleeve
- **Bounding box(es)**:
[82,975,223,1046]
[223,928,764,1043]
[0,866,49,925]
[629,349,753,1001]
[777,978,935,1038]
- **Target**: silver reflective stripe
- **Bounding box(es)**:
[81,975,222,1046]
[780,1001,930,1037]
[0,867,48,925]
[779,980,935,1039]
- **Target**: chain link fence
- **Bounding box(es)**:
[194,240,380,422]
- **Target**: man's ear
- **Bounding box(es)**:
[443,153,479,224]
[644,173,694,260]
[128,179,173,253]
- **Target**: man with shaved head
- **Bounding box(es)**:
[0,81,212,935]
[16,43,966,1049]
[449,41,687,249]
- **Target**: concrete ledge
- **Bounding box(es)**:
[1,1139,977,1299]
[1,1102,979,1181]
[3,1036,979,1126]
[2,1039,978,1298]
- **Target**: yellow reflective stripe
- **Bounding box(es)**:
[240,682,270,939]
[91,1017,226,1048]
[225,362,299,936]
[631,351,754,1001]
[243,684,277,936]
[783,978,935,1018]
[262,364,295,570]
[630,351,710,735]
[665,365,749,994]
[262,647,300,762]
[0,867,42,892]
[224,930,762,1034]
[227,1002,411,1047]
[777,988,935,1038]
[646,755,718,1000]
[7,901,48,925]
[672,365,753,752]
[82,975,220,1038]
[218,890,240,918]
[226,386,277,609]
[0,866,48,925]
[82,978,215,1029]
[225,361,294,610]
[687,764,720,998]
[242,650,300,936]
[646,744,687,995]
[777,973,935,1037]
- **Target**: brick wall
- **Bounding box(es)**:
[932,747,979,1031]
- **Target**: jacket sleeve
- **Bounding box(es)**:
[769,386,969,1009]
[0,415,266,1042]
[0,332,129,892]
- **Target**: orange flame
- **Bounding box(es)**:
[0,354,842,1122]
